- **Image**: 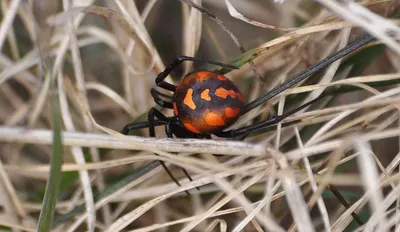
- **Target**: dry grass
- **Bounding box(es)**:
[0,0,400,231]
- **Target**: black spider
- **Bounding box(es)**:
[122,34,375,192]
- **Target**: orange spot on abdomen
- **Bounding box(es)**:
[224,107,240,118]
[214,87,238,99]
[200,89,211,101]
[195,71,227,81]
[196,71,211,80]
[183,88,196,109]
[205,112,225,126]
[217,75,227,81]
[183,122,201,134]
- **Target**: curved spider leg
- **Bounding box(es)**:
[243,34,376,114]
[148,108,193,195]
[150,88,173,108]
[215,92,325,138]
[151,84,196,189]
[122,119,167,135]
[151,88,173,99]
[165,121,200,192]
[156,55,239,91]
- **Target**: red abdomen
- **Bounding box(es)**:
[172,71,244,134]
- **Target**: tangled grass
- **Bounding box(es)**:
[0,0,400,231]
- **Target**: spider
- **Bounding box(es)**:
[122,34,375,190]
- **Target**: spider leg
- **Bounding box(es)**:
[156,55,239,92]
[122,119,167,134]
[151,88,173,99]
[215,93,324,138]
[150,88,173,108]
[243,34,375,114]
[148,108,194,195]
[165,121,199,191]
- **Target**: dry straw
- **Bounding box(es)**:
[0,0,400,231]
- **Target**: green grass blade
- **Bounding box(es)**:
[36,78,63,232]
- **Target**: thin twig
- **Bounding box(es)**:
[0,127,267,156]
